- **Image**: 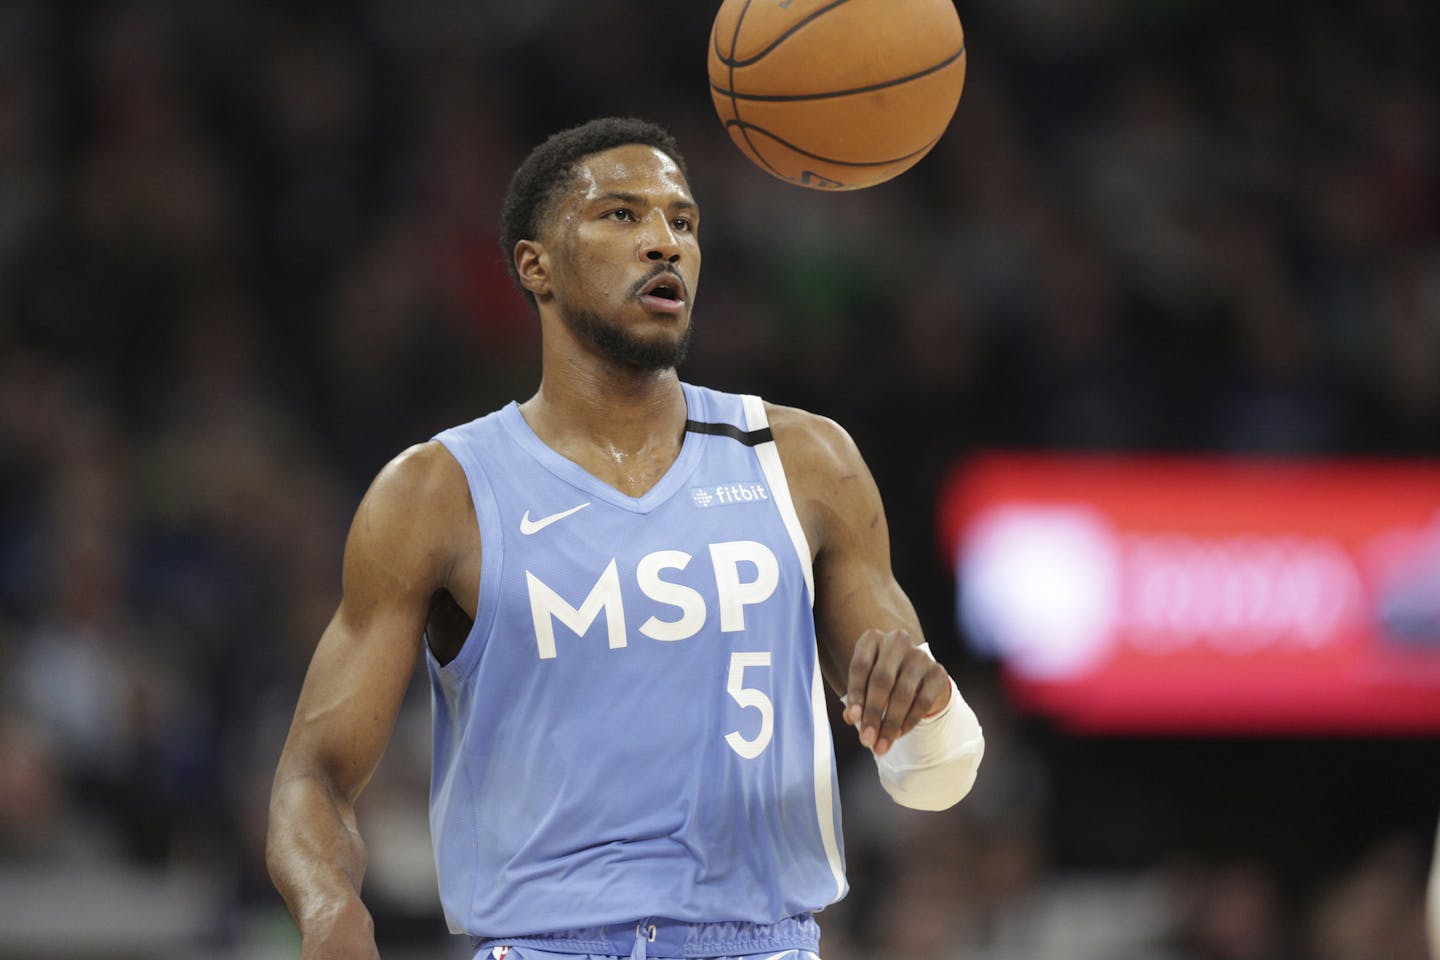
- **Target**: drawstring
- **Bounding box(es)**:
[631,922,657,960]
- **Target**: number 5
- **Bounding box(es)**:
[724,652,774,759]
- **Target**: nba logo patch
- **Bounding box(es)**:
[492,947,511,960]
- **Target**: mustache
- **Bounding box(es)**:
[631,263,688,300]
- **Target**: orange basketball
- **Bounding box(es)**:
[707,0,966,191]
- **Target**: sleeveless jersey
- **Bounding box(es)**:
[428,383,848,941]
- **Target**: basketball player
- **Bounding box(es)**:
[266,117,984,960]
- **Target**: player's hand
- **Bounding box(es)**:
[298,899,381,960]
[842,628,952,756]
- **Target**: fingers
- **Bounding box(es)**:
[844,629,881,729]
[844,630,952,755]
[893,667,951,742]
[848,628,904,748]
[862,637,915,754]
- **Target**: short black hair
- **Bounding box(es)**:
[500,117,689,309]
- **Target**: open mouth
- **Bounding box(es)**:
[637,273,687,312]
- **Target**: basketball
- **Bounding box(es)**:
[707,0,967,191]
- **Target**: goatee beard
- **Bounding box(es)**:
[561,305,692,371]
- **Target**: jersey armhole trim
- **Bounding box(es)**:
[430,435,504,682]
[742,395,847,904]
[740,396,814,605]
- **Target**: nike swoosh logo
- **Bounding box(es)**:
[519,502,591,535]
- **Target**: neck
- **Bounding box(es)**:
[521,302,691,458]
[521,356,688,461]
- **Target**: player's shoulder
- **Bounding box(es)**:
[762,402,881,553]
[340,442,476,597]
[375,440,467,495]
[763,401,866,482]
[346,440,475,567]
[360,440,473,531]
[765,402,860,458]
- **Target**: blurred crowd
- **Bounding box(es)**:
[0,1,1437,958]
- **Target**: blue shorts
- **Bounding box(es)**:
[473,915,822,960]
[483,949,818,960]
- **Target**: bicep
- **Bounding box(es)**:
[277,595,425,800]
[275,445,466,800]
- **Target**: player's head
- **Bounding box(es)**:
[502,118,698,371]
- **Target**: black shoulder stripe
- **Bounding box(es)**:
[685,419,774,446]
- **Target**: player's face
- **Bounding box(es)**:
[544,144,701,370]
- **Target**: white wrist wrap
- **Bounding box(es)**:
[873,649,984,811]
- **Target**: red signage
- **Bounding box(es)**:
[940,455,1440,734]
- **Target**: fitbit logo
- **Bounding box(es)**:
[691,482,769,509]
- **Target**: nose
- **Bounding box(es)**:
[640,214,682,264]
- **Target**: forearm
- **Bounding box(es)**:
[266,771,372,935]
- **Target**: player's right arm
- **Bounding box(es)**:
[266,442,475,960]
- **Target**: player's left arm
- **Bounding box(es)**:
[770,404,983,811]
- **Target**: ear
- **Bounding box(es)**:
[515,240,552,300]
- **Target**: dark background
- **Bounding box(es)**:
[0,1,1436,958]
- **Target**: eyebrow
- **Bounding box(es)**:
[593,191,699,213]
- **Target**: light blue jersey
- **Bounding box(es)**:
[428,383,847,950]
